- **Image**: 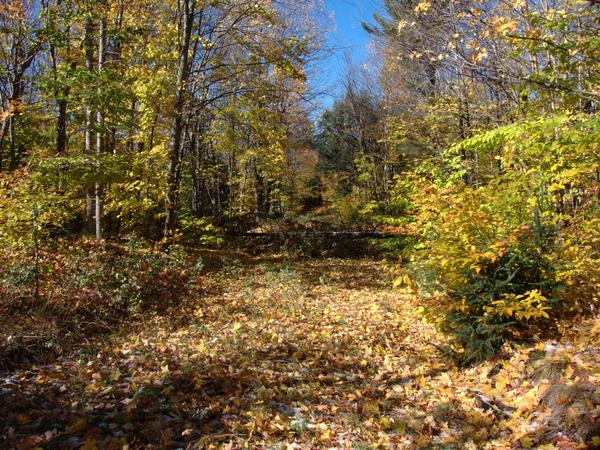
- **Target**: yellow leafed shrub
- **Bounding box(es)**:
[398,114,600,364]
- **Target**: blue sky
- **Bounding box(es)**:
[313,0,382,110]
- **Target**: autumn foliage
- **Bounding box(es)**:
[1,0,600,448]
[397,115,600,364]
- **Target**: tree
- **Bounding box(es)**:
[315,67,388,203]
[0,0,45,170]
[164,0,195,240]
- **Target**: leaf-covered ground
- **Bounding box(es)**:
[1,252,599,449]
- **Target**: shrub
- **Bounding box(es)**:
[0,241,201,326]
[399,115,600,364]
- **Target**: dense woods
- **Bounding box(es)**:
[0,0,322,242]
[1,0,599,448]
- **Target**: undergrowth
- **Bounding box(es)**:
[0,240,204,368]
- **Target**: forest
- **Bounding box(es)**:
[0,0,599,448]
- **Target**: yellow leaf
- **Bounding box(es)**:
[495,375,507,392]
[66,418,88,434]
[474,48,488,62]
[564,364,574,379]
[520,436,534,448]
[415,434,431,447]
[414,1,432,14]
[393,276,403,288]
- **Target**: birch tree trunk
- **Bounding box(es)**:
[95,18,106,240]
[84,15,95,236]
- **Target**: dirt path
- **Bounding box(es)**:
[1,254,599,449]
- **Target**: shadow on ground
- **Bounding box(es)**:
[1,249,444,449]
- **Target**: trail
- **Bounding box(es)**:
[1,254,599,449]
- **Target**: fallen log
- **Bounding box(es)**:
[229,231,401,239]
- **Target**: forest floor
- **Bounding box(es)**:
[1,249,599,449]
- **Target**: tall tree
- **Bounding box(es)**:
[84,9,95,236]
[95,16,106,240]
[164,0,196,240]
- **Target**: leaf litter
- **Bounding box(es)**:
[1,253,599,449]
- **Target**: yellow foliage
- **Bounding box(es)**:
[487,290,551,320]
[414,1,432,14]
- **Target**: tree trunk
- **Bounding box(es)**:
[84,15,95,236]
[164,0,196,240]
[95,18,106,240]
[8,115,17,170]
[51,0,71,156]
[0,119,7,171]
[232,231,400,239]
[7,44,33,170]
[56,98,68,155]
